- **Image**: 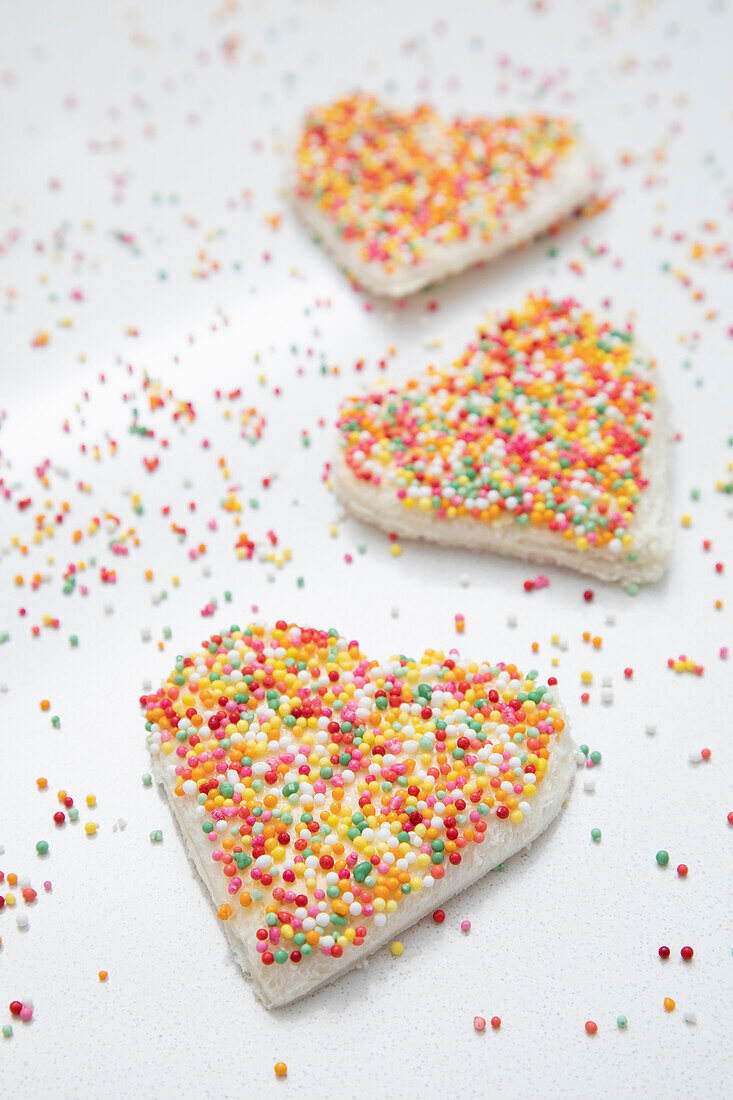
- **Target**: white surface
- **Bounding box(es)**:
[1,1,732,1098]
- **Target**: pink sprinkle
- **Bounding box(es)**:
[461,919,471,933]
[474,1016,486,1032]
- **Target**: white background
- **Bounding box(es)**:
[1,1,732,1097]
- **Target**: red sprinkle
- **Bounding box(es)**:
[583,589,594,602]
[432,909,446,924]
[585,1020,598,1034]
[490,1016,501,1030]
[677,864,689,877]
[681,946,694,961]
[658,945,670,959]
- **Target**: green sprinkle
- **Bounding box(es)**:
[656,849,669,866]
[142,773,152,787]
[617,1016,628,1029]
[2,1024,13,1038]
[35,840,49,855]
[68,807,79,822]
[150,830,163,843]
[590,828,601,843]
[51,716,60,729]
[69,634,79,647]
[353,861,372,883]
[590,750,602,765]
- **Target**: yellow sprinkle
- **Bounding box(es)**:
[85,822,98,836]
[390,544,402,558]
[581,670,593,685]
[86,794,96,807]
[681,514,692,528]
[390,941,404,956]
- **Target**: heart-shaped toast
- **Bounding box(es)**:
[142,623,574,1008]
[292,93,598,296]
[335,296,672,583]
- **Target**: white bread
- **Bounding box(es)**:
[334,309,673,585]
[145,631,575,1009]
[291,98,599,297]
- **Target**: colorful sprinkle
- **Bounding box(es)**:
[296,95,578,273]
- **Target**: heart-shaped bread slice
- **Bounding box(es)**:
[142,623,575,1008]
[292,92,598,296]
[335,296,672,583]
